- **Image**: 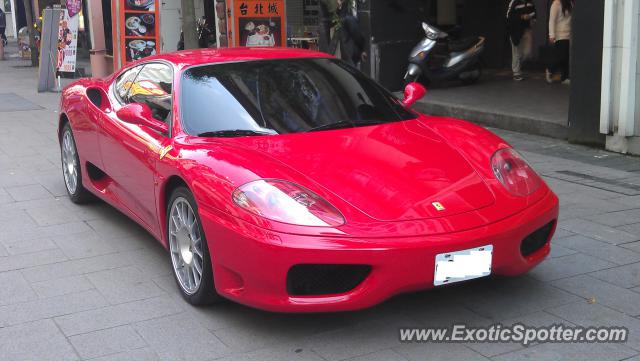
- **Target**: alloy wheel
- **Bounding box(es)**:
[168,197,205,295]
[61,129,79,194]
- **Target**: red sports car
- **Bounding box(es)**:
[58,48,558,312]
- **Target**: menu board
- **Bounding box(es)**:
[227,0,287,48]
[112,0,160,67]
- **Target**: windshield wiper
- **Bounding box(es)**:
[197,130,274,138]
[306,120,385,133]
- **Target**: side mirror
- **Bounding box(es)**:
[116,103,169,134]
[402,82,427,108]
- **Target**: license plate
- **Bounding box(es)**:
[434,245,493,286]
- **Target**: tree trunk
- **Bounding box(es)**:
[21,0,37,66]
[181,0,198,49]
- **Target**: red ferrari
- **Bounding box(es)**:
[58,48,558,312]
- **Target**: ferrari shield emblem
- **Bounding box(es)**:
[159,145,173,160]
[432,202,445,211]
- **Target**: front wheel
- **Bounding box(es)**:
[60,123,93,203]
[167,186,221,305]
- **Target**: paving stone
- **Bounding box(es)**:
[217,346,327,361]
[455,277,579,321]
[554,235,640,265]
[394,343,487,361]
[88,266,166,305]
[466,311,571,357]
[549,243,578,258]
[134,313,231,361]
[619,223,640,238]
[21,253,132,283]
[69,325,147,360]
[301,317,422,361]
[55,296,184,336]
[87,218,150,240]
[0,289,107,327]
[51,230,117,259]
[621,240,640,253]
[559,219,639,245]
[0,248,68,272]
[26,204,80,226]
[87,348,160,361]
[0,93,44,112]
[529,253,616,282]
[0,270,37,306]
[3,236,58,255]
[547,301,640,351]
[590,263,640,289]
[551,275,640,316]
[552,228,575,239]
[0,319,78,361]
[30,274,95,298]
[348,349,409,361]
[5,183,53,201]
[121,247,172,278]
[582,209,640,227]
[491,342,637,361]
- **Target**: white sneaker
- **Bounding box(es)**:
[561,79,571,85]
[545,70,554,84]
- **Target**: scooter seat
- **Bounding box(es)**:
[448,37,480,53]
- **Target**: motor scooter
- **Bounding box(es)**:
[404,22,485,85]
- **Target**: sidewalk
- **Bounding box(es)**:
[414,70,570,139]
[2,45,640,361]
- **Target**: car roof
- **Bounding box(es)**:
[138,47,333,70]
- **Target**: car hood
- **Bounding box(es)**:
[223,119,495,222]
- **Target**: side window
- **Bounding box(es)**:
[114,66,142,102]
[128,63,173,122]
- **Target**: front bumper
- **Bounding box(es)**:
[200,190,558,313]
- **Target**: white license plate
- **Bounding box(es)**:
[434,245,493,286]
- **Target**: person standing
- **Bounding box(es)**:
[318,0,338,54]
[547,0,573,85]
[0,7,7,46]
[335,0,366,68]
[507,0,537,81]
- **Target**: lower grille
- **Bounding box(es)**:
[521,221,555,257]
[286,264,371,296]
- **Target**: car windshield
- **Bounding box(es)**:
[180,58,416,136]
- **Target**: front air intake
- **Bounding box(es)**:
[521,221,555,257]
[286,264,371,296]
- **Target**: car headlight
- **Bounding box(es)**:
[232,179,345,227]
[491,148,542,197]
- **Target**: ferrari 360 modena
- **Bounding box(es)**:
[58,48,558,312]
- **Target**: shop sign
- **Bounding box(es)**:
[227,0,287,47]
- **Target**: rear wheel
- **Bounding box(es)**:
[60,123,93,203]
[167,186,220,305]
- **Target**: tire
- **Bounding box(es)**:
[167,186,221,305]
[60,123,93,203]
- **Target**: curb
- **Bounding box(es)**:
[413,100,569,140]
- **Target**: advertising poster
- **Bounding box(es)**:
[56,8,79,73]
[228,0,287,48]
[113,0,160,67]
